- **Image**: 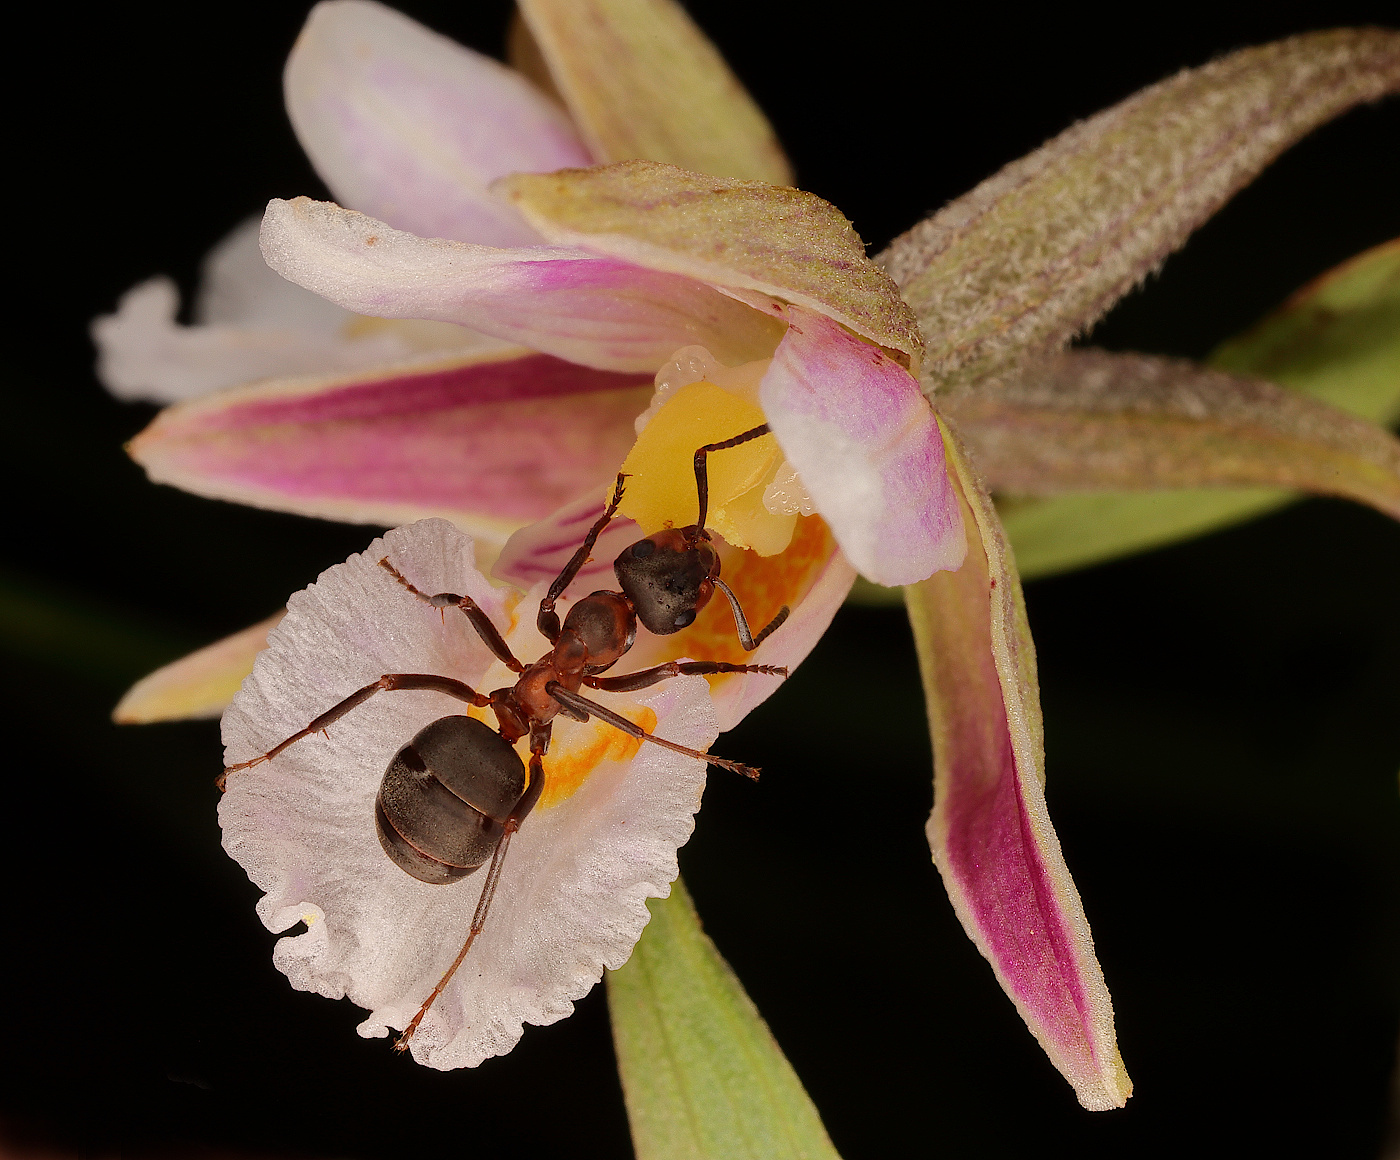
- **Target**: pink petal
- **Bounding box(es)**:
[907,418,1131,1111]
[130,349,652,545]
[286,1,592,246]
[260,198,785,373]
[758,306,965,585]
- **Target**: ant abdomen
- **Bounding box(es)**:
[375,716,528,885]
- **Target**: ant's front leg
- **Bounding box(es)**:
[587,660,787,694]
[380,559,522,673]
[219,673,493,789]
[537,473,628,643]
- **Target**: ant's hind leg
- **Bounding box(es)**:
[219,673,493,789]
[395,745,547,1052]
[587,660,787,694]
[537,473,628,643]
[380,559,523,673]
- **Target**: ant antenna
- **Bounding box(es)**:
[692,424,772,535]
[712,578,789,650]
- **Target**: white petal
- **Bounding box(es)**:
[221,518,717,1068]
[93,268,504,405]
[194,217,357,331]
[287,1,591,246]
[260,198,784,372]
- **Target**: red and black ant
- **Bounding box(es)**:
[221,423,788,1049]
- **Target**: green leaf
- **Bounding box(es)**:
[607,878,842,1160]
[997,239,1400,580]
[1211,238,1400,426]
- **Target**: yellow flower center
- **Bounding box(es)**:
[616,379,798,556]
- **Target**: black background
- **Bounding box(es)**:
[5,2,1398,1157]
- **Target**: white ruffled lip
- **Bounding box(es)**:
[220,518,719,1068]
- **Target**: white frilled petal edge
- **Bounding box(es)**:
[220,519,718,1068]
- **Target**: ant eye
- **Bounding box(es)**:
[673,610,696,628]
[631,540,655,559]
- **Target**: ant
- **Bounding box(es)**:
[221,423,789,1050]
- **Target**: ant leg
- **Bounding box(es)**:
[693,423,771,530]
[219,673,493,788]
[395,744,547,1052]
[545,681,760,780]
[712,578,789,651]
[587,660,787,693]
[537,473,628,643]
[380,559,522,674]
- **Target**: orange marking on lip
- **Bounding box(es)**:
[672,515,835,677]
[537,706,658,808]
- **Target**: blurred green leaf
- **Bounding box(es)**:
[999,238,1400,580]
[608,878,842,1160]
[0,568,193,684]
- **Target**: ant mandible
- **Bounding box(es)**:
[220,423,789,1050]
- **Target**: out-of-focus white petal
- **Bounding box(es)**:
[287,0,592,246]
[759,306,966,585]
[194,217,356,331]
[221,519,717,1068]
[95,219,503,404]
[260,198,784,372]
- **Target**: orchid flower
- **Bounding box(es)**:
[96,0,1400,1118]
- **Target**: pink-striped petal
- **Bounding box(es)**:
[260,198,785,372]
[906,417,1131,1111]
[492,490,643,592]
[286,1,592,246]
[129,348,652,546]
[758,306,965,586]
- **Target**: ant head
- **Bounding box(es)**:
[614,526,720,635]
